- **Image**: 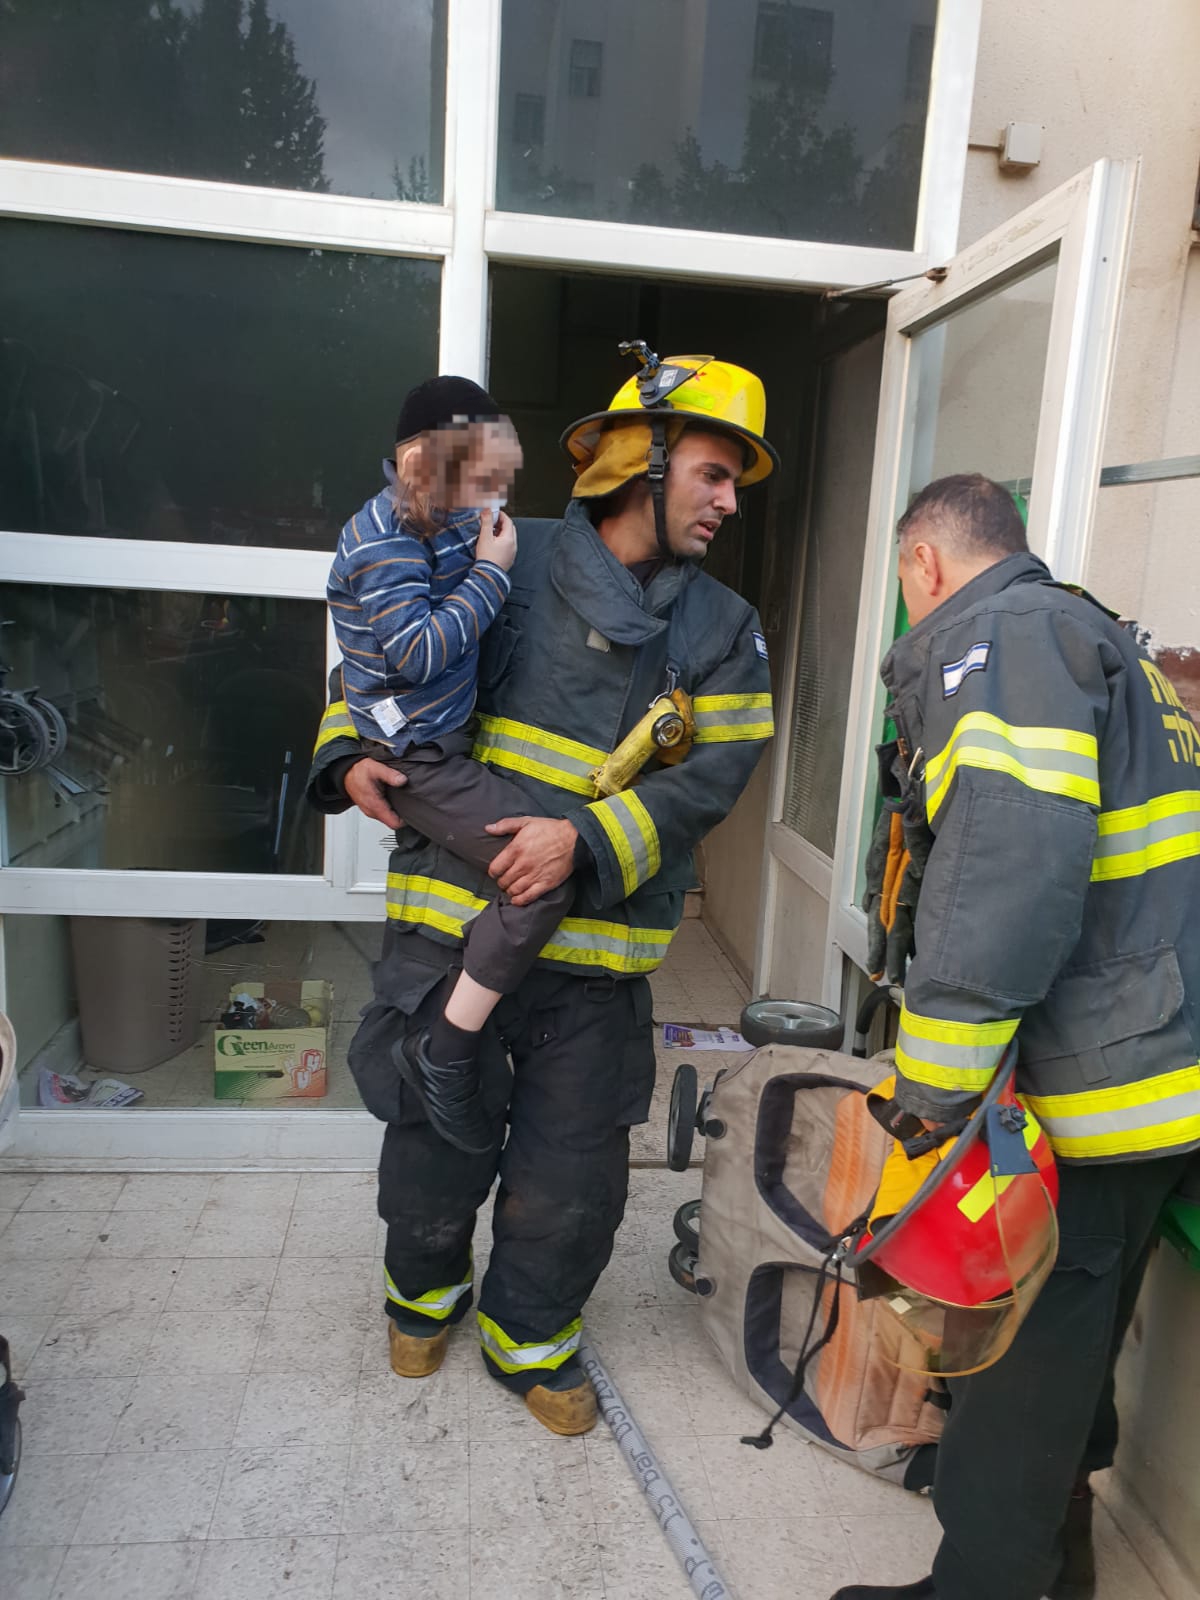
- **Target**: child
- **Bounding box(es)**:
[328,377,575,1154]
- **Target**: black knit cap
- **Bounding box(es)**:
[395,376,502,443]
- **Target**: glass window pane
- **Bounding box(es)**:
[0,0,447,201]
[784,332,883,855]
[8,913,375,1109]
[0,220,440,549]
[851,257,1060,907]
[0,582,325,875]
[496,0,938,247]
[909,256,1059,493]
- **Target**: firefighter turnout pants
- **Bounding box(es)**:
[930,1153,1191,1600]
[348,935,656,1392]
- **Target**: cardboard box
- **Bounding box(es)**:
[214,980,332,1101]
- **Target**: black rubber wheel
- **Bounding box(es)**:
[673,1198,701,1250]
[667,1062,698,1171]
[740,998,844,1051]
[667,1241,699,1294]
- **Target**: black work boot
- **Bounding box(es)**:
[1049,1482,1096,1600]
[828,1582,935,1599]
[395,1027,494,1155]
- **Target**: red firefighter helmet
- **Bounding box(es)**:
[852,1051,1059,1377]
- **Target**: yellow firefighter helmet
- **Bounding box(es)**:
[561,342,778,500]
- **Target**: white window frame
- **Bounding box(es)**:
[822,157,1140,1009]
[0,0,982,1158]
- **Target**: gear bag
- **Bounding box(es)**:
[695,1043,944,1486]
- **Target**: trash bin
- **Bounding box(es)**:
[69,917,203,1073]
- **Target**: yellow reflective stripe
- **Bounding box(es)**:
[956,1114,1040,1222]
[473,714,608,796]
[692,692,774,744]
[587,791,661,897]
[1025,1064,1200,1160]
[476,1311,582,1374]
[1022,1063,1200,1122]
[898,1009,1018,1048]
[383,873,676,974]
[384,1260,472,1321]
[1091,790,1200,881]
[894,1052,999,1092]
[693,693,773,711]
[1040,1113,1200,1161]
[924,713,1099,820]
[895,1006,1017,1093]
[313,698,359,755]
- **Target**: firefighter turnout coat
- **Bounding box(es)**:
[883,552,1200,1164]
[308,497,774,981]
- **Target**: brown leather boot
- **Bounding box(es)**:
[388,1321,449,1378]
[524,1367,599,1436]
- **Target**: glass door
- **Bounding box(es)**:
[822,158,1139,1003]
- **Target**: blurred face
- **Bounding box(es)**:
[662,429,743,560]
[400,417,523,511]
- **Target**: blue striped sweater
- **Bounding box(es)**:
[328,483,511,753]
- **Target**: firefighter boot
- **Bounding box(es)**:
[388,1320,449,1378]
[524,1362,599,1437]
[828,1583,935,1599]
[1049,1482,1096,1600]
[395,1027,494,1155]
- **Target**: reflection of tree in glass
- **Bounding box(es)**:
[0,0,327,192]
[500,23,923,248]
[393,155,434,204]
[628,59,873,243]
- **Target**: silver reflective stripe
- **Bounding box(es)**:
[929,726,1099,787]
[384,1266,472,1318]
[894,1028,1007,1079]
[1028,1086,1200,1144]
[606,793,657,888]
[473,715,607,794]
[693,704,770,731]
[384,874,677,973]
[543,924,672,963]
[478,1323,581,1369]
[1091,793,1200,876]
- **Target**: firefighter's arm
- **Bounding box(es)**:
[569,609,774,909]
[893,608,1108,1124]
[305,666,366,815]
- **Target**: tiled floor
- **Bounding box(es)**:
[0,1164,1170,1600]
[0,920,1173,1599]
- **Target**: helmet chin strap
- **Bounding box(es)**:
[646,416,676,562]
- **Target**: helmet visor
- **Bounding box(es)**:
[860,1177,1059,1377]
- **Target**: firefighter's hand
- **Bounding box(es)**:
[486,816,576,904]
[344,758,408,828]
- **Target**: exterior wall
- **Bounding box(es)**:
[961,0,1200,641]
[698,756,769,985]
[1113,1243,1200,1597]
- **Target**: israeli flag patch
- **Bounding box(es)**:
[753,631,769,661]
[942,642,991,697]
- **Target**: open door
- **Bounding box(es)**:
[766,159,1139,1008]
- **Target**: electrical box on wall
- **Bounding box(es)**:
[999,123,1043,172]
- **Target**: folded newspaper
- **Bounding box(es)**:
[660,1024,752,1051]
[39,1069,145,1108]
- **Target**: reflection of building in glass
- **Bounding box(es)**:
[498,0,937,246]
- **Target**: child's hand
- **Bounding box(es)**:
[478,509,517,572]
